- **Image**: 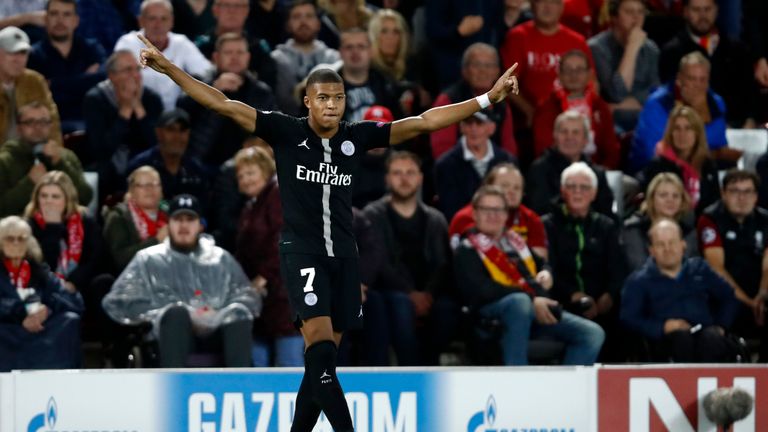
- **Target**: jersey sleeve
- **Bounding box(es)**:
[697,214,723,250]
[353,120,392,151]
[254,110,297,146]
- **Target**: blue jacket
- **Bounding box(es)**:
[0,261,83,324]
[630,82,728,173]
[620,257,737,340]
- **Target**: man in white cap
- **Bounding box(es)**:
[0,26,61,144]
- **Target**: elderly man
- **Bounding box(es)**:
[114,0,212,110]
[103,194,261,367]
[84,49,164,200]
[0,26,61,144]
[631,51,737,173]
[622,218,738,362]
[525,110,614,217]
[455,184,604,365]
[27,0,105,133]
[0,102,92,217]
[179,33,276,167]
[543,162,625,359]
[532,50,619,169]
[431,43,516,160]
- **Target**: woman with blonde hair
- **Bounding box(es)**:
[639,105,720,214]
[623,173,700,271]
[233,147,304,367]
[368,8,410,81]
[0,215,84,371]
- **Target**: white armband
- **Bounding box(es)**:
[475,93,491,109]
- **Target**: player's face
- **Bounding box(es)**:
[554,118,588,160]
[168,214,202,248]
[649,224,686,270]
[684,0,717,36]
[559,55,589,94]
[305,83,346,131]
[722,180,758,220]
[386,158,422,200]
[214,40,250,74]
[473,195,509,237]
[237,163,268,198]
[491,168,524,208]
[652,181,683,219]
[561,173,596,215]
[46,1,79,42]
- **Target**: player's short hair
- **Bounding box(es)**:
[306,68,343,88]
[385,151,421,172]
[471,185,509,210]
[721,169,760,191]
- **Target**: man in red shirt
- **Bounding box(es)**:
[501,0,594,128]
[449,162,547,260]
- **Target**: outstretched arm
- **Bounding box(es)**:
[137,34,257,132]
[389,64,519,145]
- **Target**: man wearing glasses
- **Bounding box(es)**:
[0,101,92,217]
[698,169,768,361]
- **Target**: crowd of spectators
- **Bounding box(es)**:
[2,0,768,370]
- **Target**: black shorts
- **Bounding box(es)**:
[280,252,363,331]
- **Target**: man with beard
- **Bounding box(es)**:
[103,194,261,367]
[27,0,105,133]
[659,0,756,128]
[361,151,455,365]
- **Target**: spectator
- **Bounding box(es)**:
[623,172,698,272]
[525,110,614,217]
[0,102,92,217]
[270,0,340,115]
[454,185,604,365]
[0,2,47,44]
[27,0,106,133]
[430,43,516,160]
[244,0,287,49]
[0,26,61,145]
[561,0,603,39]
[179,32,276,167]
[169,0,214,41]
[631,51,736,173]
[543,162,625,358]
[102,194,261,367]
[532,49,619,169]
[114,0,213,110]
[435,110,517,221]
[127,109,213,216]
[499,0,533,48]
[449,162,548,260]
[638,105,719,214]
[361,151,456,365]
[337,27,401,122]
[75,0,141,54]
[621,218,738,362]
[659,0,757,128]
[0,215,83,372]
[698,169,768,361]
[233,147,304,367]
[194,0,278,90]
[83,50,163,200]
[102,166,168,274]
[501,0,594,128]
[588,0,660,132]
[317,0,375,50]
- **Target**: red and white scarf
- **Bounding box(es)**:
[127,201,167,241]
[656,141,701,207]
[467,230,538,297]
[33,211,83,279]
[4,258,31,289]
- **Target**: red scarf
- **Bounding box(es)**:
[656,141,701,207]
[4,258,31,288]
[33,211,83,279]
[467,231,537,297]
[554,81,598,125]
[127,201,167,240]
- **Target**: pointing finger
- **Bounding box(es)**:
[137,33,157,51]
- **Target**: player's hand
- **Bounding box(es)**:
[138,33,171,74]
[487,63,519,104]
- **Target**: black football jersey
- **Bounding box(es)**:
[255,110,391,257]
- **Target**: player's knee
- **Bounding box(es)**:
[300,316,335,345]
